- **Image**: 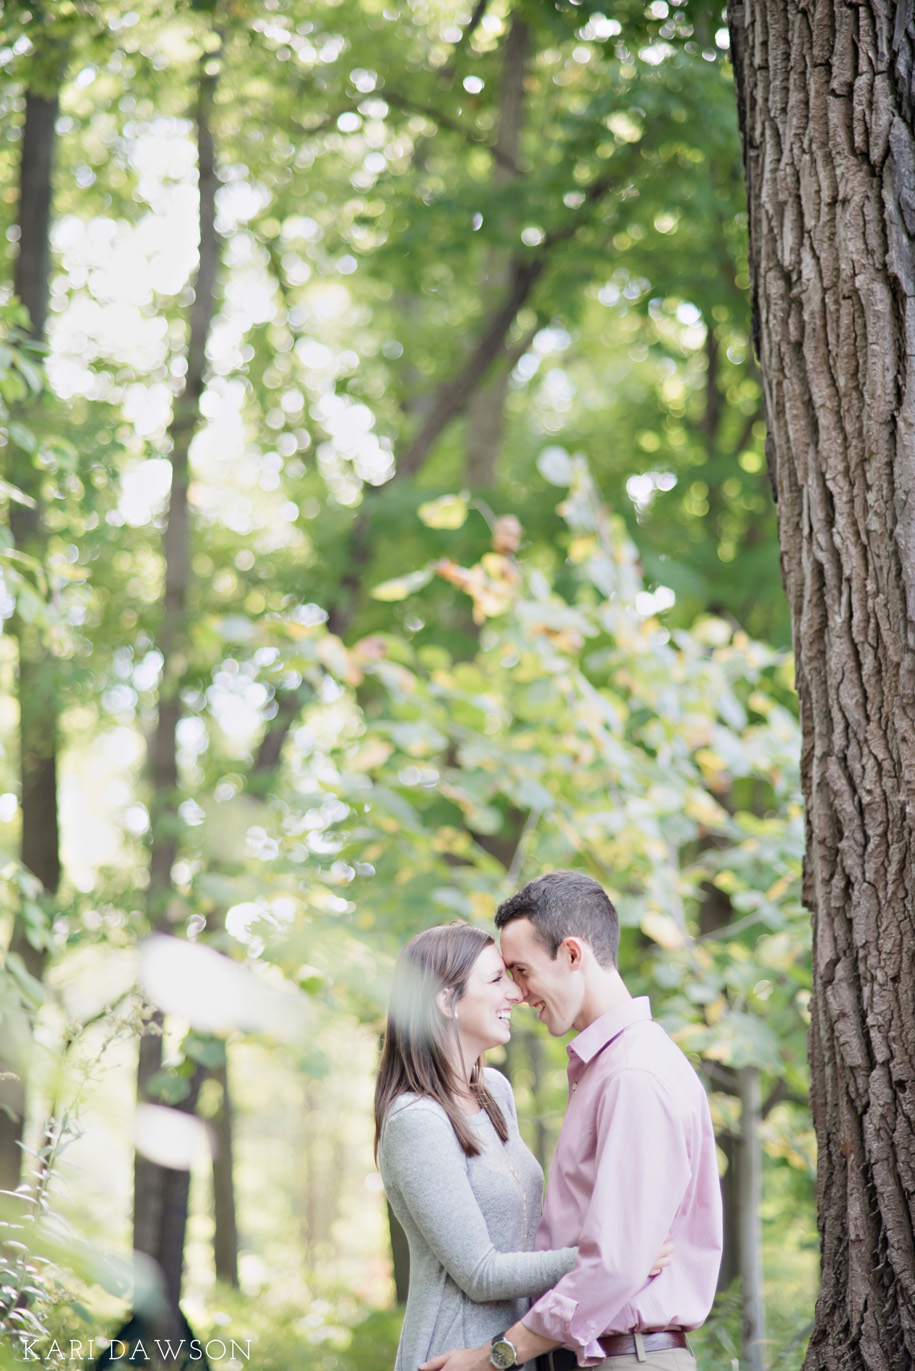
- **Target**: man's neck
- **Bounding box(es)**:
[573,968,631,1033]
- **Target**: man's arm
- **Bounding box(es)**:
[521,1068,690,1361]
[419,1321,558,1371]
[419,1072,687,1371]
[418,1237,676,1371]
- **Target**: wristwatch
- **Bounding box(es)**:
[490,1333,519,1369]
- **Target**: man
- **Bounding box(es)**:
[420,870,723,1371]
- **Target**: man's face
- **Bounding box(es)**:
[499,917,582,1036]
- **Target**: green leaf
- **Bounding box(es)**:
[7,421,37,454]
[11,353,43,395]
[0,478,36,508]
[537,445,573,486]
[371,564,436,601]
[145,1071,192,1105]
[183,1034,227,1069]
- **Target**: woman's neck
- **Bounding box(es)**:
[446,1047,478,1105]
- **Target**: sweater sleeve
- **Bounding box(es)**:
[381,1101,576,1303]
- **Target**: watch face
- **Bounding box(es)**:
[490,1339,515,1369]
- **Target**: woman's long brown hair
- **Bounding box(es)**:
[374,922,509,1159]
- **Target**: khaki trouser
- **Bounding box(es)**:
[591,1351,695,1371]
[542,1347,696,1371]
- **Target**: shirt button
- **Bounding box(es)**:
[571,1083,577,1091]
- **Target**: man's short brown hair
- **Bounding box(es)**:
[495,870,620,968]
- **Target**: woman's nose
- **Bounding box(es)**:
[506,979,523,1003]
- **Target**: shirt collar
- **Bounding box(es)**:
[567,996,652,1065]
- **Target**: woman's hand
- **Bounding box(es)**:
[649,1235,674,1276]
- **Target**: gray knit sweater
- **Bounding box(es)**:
[378,1068,577,1371]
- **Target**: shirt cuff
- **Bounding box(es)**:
[524,1292,606,1366]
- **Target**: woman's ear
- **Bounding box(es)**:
[435,986,458,1020]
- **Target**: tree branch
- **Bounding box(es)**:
[396,166,619,476]
[296,87,520,176]
[250,682,312,787]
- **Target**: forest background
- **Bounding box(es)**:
[0,1,815,1369]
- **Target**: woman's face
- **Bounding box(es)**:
[449,942,522,1062]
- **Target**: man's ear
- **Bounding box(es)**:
[562,936,586,969]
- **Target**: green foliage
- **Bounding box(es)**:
[132,1285,406,1371]
[0,0,811,1359]
[0,1116,95,1363]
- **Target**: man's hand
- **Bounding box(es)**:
[649,1236,674,1277]
[418,1343,490,1371]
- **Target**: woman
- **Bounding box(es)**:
[374,922,668,1371]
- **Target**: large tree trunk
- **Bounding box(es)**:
[728,3,915,1367]
[133,43,221,1332]
[0,54,66,1193]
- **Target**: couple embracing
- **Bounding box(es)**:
[374,871,723,1371]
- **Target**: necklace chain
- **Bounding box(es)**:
[486,1133,528,1246]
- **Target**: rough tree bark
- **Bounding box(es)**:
[728,3,915,1367]
[0,45,67,1194]
[133,40,222,1334]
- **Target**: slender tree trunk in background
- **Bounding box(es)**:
[203,685,313,1284]
[728,3,915,1366]
[698,877,742,1293]
[133,42,222,1332]
[387,1201,411,1306]
[0,55,66,1194]
[738,1066,765,1371]
[155,1064,206,1315]
[525,1028,548,1176]
[211,1058,239,1288]
[715,1132,739,1293]
[465,12,529,488]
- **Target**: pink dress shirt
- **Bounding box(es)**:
[523,998,723,1365]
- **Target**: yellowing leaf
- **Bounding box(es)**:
[317,633,361,684]
[683,789,729,827]
[470,891,494,921]
[350,739,394,772]
[432,826,473,855]
[766,872,794,902]
[606,111,644,143]
[418,492,469,529]
[641,911,686,950]
[567,534,597,564]
[371,564,435,600]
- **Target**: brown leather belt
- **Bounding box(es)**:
[600,1331,690,1357]
[537,1331,690,1370]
